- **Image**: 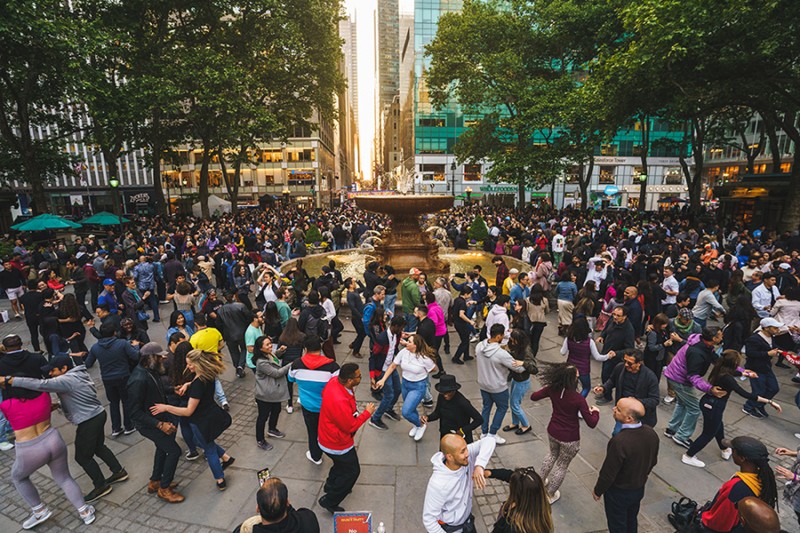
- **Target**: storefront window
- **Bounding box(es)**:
[463,164,481,182]
[599,166,616,184]
[664,168,683,184]
[421,164,446,181]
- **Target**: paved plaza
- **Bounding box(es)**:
[1,299,799,532]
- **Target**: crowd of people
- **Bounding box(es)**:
[0,199,798,532]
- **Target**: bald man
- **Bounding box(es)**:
[422,434,496,533]
[733,496,781,533]
[593,398,659,533]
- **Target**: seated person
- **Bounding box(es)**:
[699,436,778,533]
[234,477,319,533]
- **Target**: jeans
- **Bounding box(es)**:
[404,312,418,332]
[226,337,247,369]
[74,411,123,489]
[453,324,471,362]
[255,399,281,442]
[687,395,727,457]
[578,374,591,398]
[214,378,228,405]
[141,289,160,321]
[138,424,181,489]
[373,371,401,421]
[190,423,226,480]
[351,316,367,354]
[103,377,133,432]
[0,390,12,442]
[322,447,360,507]
[401,378,427,427]
[509,379,531,427]
[384,294,397,317]
[667,380,700,441]
[744,371,779,414]
[302,407,323,462]
[480,389,510,435]
[604,486,645,533]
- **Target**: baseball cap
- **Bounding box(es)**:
[97,249,108,255]
[509,268,520,275]
[41,355,74,374]
[779,262,792,270]
[409,267,421,276]
[140,342,168,357]
[102,279,115,286]
[760,317,784,329]
[678,308,694,320]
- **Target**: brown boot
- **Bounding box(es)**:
[147,480,180,494]
[157,487,185,503]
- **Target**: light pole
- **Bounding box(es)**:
[638,172,647,209]
[560,176,566,209]
[109,177,122,230]
[283,186,290,205]
[450,161,456,196]
[465,186,472,204]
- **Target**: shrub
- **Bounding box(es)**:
[305,224,323,245]
[467,214,489,242]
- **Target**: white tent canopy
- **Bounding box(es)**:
[192,194,232,217]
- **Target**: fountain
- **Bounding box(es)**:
[354,195,454,276]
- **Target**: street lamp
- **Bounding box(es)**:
[465,186,472,204]
[109,176,122,229]
[450,161,456,195]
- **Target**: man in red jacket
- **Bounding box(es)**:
[317,363,375,513]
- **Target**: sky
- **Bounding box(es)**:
[344,0,376,182]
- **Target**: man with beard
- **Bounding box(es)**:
[126,343,185,503]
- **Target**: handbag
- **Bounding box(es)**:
[667,496,698,532]
[195,402,232,443]
[136,309,150,322]
[595,309,611,331]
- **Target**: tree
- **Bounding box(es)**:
[0,0,87,213]
[305,224,323,245]
[467,213,489,242]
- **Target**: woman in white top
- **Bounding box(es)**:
[771,287,800,367]
[319,287,344,344]
[376,334,438,441]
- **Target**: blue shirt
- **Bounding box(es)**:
[133,262,156,290]
[97,290,119,314]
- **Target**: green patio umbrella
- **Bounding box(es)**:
[11,213,82,231]
[81,211,130,225]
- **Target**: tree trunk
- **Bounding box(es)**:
[580,156,594,211]
[199,142,211,219]
[150,112,166,215]
[231,159,242,212]
[549,177,556,208]
[780,144,800,232]
[638,114,649,210]
[518,179,526,209]
[27,166,47,215]
[762,114,783,173]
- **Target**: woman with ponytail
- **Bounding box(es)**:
[699,436,778,532]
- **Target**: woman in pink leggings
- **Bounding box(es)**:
[0,379,96,529]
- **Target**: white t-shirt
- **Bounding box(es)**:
[393,348,436,382]
[661,275,679,305]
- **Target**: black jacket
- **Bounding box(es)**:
[426,391,483,437]
[600,318,636,355]
[127,364,170,430]
[0,349,47,399]
[744,333,774,375]
[247,507,320,533]
[417,317,437,348]
[602,364,660,427]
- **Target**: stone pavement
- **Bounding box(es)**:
[1,300,799,532]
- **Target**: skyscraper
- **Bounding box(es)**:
[339,14,359,127]
[376,0,400,177]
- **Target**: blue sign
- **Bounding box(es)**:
[604,185,619,196]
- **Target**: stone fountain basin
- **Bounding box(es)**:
[354,194,454,215]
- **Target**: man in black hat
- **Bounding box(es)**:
[421,374,483,444]
[126,343,185,503]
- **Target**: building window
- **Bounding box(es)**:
[463,164,481,182]
[781,162,792,173]
[418,117,445,127]
[600,144,618,156]
[664,168,683,184]
[421,164,446,181]
[753,164,767,174]
[598,166,616,184]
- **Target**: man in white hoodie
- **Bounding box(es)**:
[422,433,496,533]
[476,324,524,445]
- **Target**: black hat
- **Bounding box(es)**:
[434,374,461,393]
[41,355,74,374]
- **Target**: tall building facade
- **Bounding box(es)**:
[376,0,400,176]
[339,14,359,127]
[401,0,686,209]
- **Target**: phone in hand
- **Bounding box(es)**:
[257,467,271,486]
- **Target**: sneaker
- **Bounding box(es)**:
[84,485,112,503]
[792,375,800,384]
[111,429,123,437]
[663,395,676,404]
[0,441,14,451]
[221,457,235,470]
[222,402,230,411]
[548,490,561,505]
[286,404,294,414]
[80,505,96,525]
[480,433,488,440]
[22,507,52,529]
[795,433,800,440]
[469,335,479,343]
[385,410,401,421]
[422,399,434,408]
[185,450,200,461]
[742,407,765,419]
[123,427,136,435]
[682,454,706,468]
[15,314,22,321]
[721,447,733,461]
[105,468,129,484]
[318,496,345,514]
[216,479,227,491]
[409,426,418,437]
[463,355,474,361]
[451,357,464,365]
[236,366,245,378]
[672,435,693,449]
[414,424,427,441]
[159,300,169,304]
[268,429,286,439]
[595,397,612,406]
[306,450,323,465]
[256,440,274,451]
[492,434,507,445]
[664,428,676,438]
[369,419,389,431]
